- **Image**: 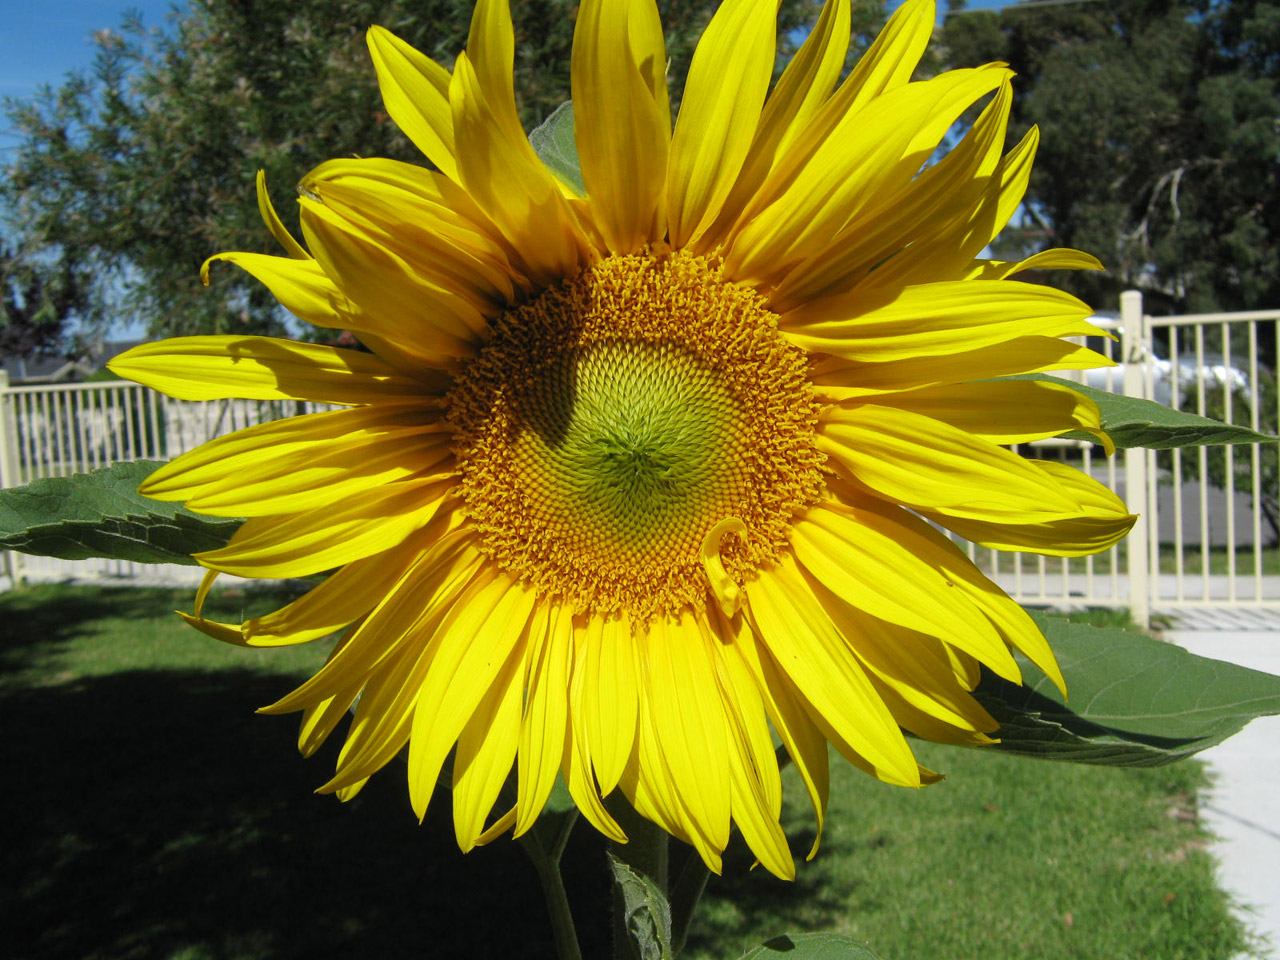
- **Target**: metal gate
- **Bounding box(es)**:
[2,296,1278,628]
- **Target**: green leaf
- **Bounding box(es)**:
[0,461,241,565]
[608,853,673,960]
[529,100,583,196]
[739,933,885,959]
[975,613,1280,766]
[1025,374,1278,448]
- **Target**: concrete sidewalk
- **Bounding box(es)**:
[1164,628,1280,958]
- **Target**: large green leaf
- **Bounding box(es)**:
[1027,374,1277,448]
[0,460,241,565]
[529,100,583,195]
[975,613,1280,766]
[739,934,885,959]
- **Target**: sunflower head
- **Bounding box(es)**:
[110,0,1134,880]
[448,250,825,622]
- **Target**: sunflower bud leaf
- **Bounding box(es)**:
[0,460,241,565]
[529,100,584,196]
[973,612,1280,765]
[608,853,673,960]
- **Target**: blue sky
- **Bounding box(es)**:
[0,0,178,151]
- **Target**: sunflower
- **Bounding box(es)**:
[109,0,1134,879]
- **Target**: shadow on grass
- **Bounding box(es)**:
[2,667,615,960]
[0,586,176,676]
[685,821,865,957]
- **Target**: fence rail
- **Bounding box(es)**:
[3,292,1279,627]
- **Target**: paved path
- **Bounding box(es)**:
[1164,628,1280,958]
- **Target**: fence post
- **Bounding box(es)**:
[0,370,24,587]
[1121,290,1151,629]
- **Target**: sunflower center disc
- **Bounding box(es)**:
[447,251,824,622]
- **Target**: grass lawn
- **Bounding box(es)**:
[1,584,1255,960]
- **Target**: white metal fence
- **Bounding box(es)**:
[0,375,331,583]
[2,292,1278,628]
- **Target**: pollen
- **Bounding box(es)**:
[447,250,824,622]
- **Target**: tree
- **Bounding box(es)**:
[0,241,87,359]
[2,0,866,340]
[942,0,1280,316]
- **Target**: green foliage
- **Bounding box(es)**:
[1026,373,1280,448]
[0,460,240,563]
[975,612,1280,765]
[943,0,1280,314]
[1,0,851,341]
[0,242,83,359]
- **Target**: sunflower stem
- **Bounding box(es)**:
[668,847,711,956]
[518,811,583,960]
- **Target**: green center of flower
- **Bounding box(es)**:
[447,251,824,622]
[508,339,743,560]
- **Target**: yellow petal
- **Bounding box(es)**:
[406,574,537,821]
[831,0,935,110]
[366,26,457,180]
[799,570,998,735]
[871,378,1114,454]
[298,687,363,758]
[963,247,1105,282]
[464,0,528,147]
[450,52,587,285]
[641,610,732,867]
[782,280,1104,362]
[579,613,639,795]
[571,0,670,253]
[515,602,572,836]
[809,336,1115,400]
[727,66,1009,286]
[142,404,453,517]
[731,613,829,859]
[237,530,441,648]
[824,492,1067,695]
[709,620,793,879]
[771,80,1012,309]
[666,0,777,248]
[300,201,485,363]
[299,157,519,307]
[255,170,308,260]
[701,0,850,250]
[195,476,456,578]
[564,638,628,842]
[863,125,1039,289]
[262,528,481,715]
[928,458,1136,559]
[326,638,430,794]
[107,335,435,405]
[202,253,347,329]
[453,626,527,851]
[719,0,935,248]
[818,402,1083,521]
[790,501,1022,681]
[745,559,920,786]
